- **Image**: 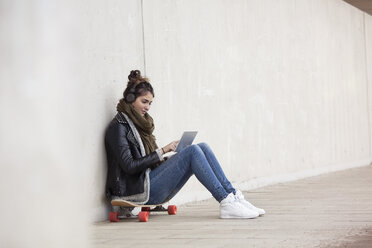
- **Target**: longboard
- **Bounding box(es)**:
[110,199,177,222]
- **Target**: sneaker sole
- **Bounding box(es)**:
[220,214,259,219]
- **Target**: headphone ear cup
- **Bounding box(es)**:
[125,87,136,103]
[126,93,135,103]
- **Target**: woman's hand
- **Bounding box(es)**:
[162,140,179,154]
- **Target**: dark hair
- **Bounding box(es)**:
[123,70,154,103]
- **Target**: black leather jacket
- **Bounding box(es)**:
[104,112,161,199]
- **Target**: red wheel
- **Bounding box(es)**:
[141,207,151,212]
[167,205,177,215]
[109,211,119,222]
[138,211,149,222]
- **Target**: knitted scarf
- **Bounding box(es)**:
[116,98,158,155]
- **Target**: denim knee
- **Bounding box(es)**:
[185,144,203,154]
[176,144,202,169]
[197,142,210,151]
[183,144,205,160]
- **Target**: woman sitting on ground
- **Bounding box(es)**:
[104,70,265,218]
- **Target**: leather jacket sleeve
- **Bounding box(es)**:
[106,121,160,175]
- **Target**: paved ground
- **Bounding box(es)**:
[92,165,372,248]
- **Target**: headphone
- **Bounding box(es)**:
[125,86,136,103]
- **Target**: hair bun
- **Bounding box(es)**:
[128,70,141,81]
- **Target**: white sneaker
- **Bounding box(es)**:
[220,193,259,219]
[235,190,265,216]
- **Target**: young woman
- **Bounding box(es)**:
[105,70,265,219]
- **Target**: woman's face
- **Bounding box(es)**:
[132,91,153,116]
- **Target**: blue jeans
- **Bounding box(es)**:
[147,143,236,204]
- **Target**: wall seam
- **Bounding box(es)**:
[362,13,371,158]
[140,0,147,75]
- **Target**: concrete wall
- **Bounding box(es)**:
[143,0,372,204]
[366,13,372,154]
[0,1,88,247]
[1,0,371,247]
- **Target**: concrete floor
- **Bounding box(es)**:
[92,165,372,248]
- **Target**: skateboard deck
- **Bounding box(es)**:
[110,199,177,222]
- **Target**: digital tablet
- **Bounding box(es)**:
[174,131,198,153]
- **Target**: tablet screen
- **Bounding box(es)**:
[174,131,198,153]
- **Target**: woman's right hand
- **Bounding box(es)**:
[162,140,179,154]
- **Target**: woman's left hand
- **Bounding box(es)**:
[162,140,179,153]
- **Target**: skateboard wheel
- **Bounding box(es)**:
[109,211,119,222]
[141,207,151,212]
[138,211,149,222]
[167,205,177,215]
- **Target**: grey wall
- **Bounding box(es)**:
[0,1,89,247]
[143,0,372,204]
[366,13,372,155]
